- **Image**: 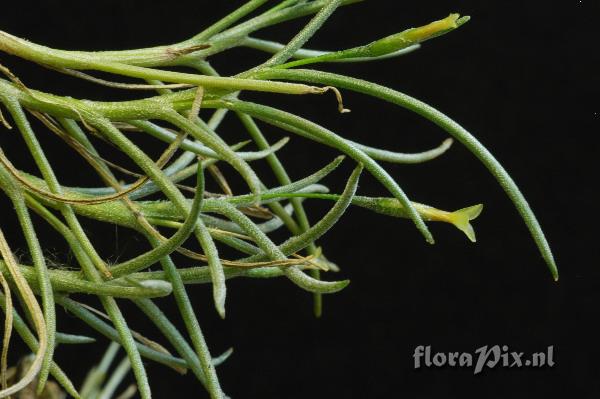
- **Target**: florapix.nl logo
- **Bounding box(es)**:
[413,345,555,374]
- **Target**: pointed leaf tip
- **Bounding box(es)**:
[449,204,483,242]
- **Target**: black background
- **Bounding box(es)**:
[0,1,598,398]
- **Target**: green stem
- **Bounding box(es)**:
[56,297,198,372]
[213,99,435,244]
[133,299,210,387]
[0,166,56,393]
[193,0,271,41]
[97,357,131,399]
[55,332,96,345]
[128,120,289,161]
[223,166,362,292]
[273,14,468,69]
[2,259,173,299]
[0,291,80,398]
[60,115,225,397]
[255,0,344,69]
[257,68,558,280]
[1,136,153,398]
[0,31,323,95]
[236,90,323,314]
[109,165,204,277]
[242,36,420,62]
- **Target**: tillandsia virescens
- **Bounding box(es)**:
[0,1,557,398]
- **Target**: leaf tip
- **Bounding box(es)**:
[449,203,483,242]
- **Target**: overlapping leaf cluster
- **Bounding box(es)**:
[0,1,557,398]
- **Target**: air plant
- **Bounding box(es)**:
[0,1,557,398]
